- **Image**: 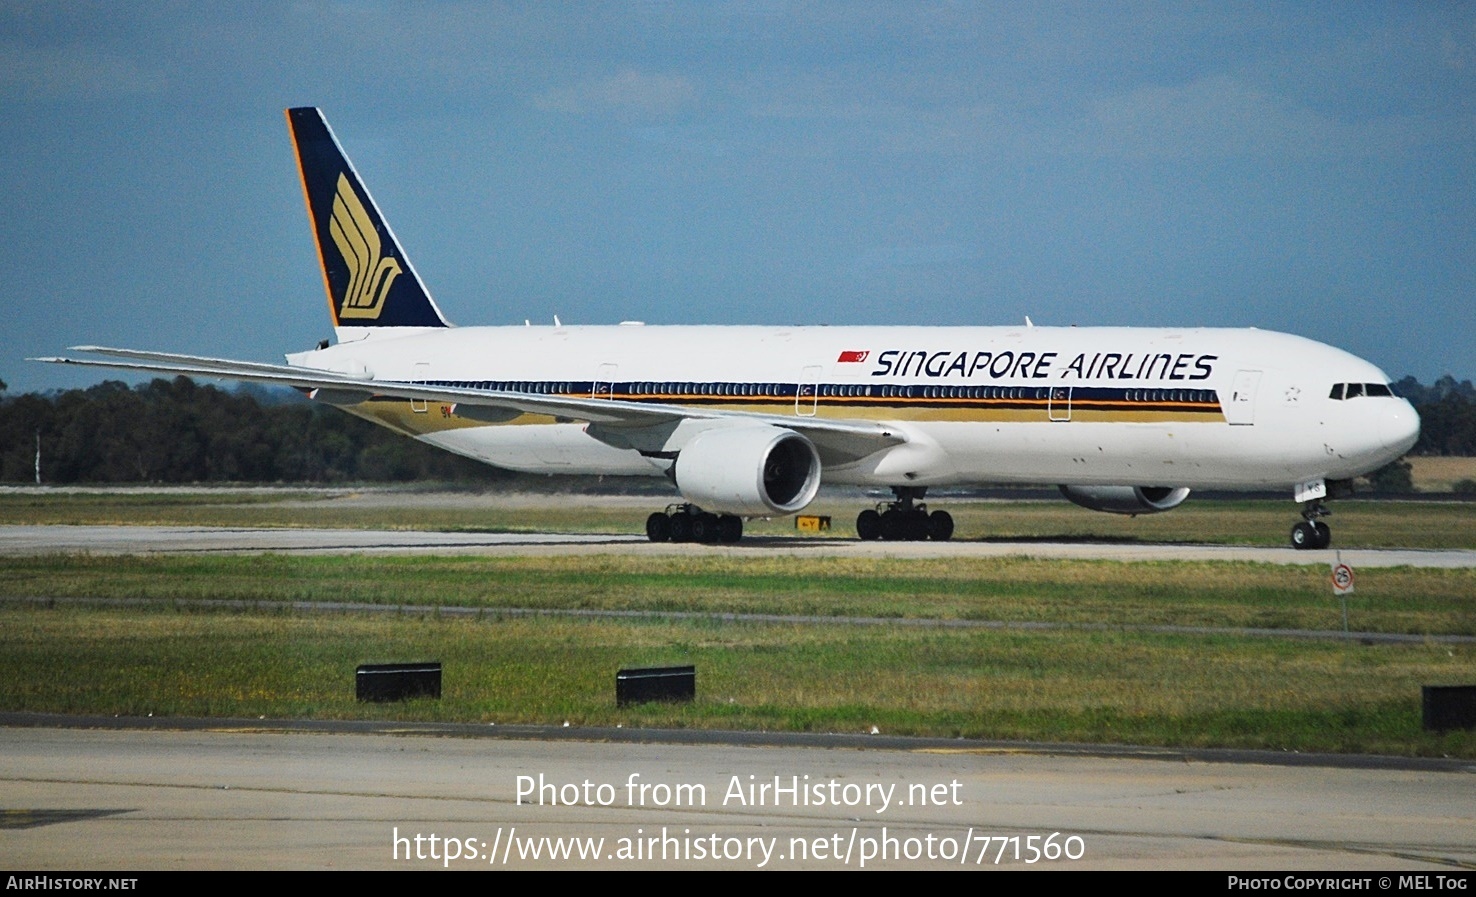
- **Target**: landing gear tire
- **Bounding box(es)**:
[718,514,743,543]
[856,509,882,541]
[928,510,954,542]
[689,513,711,543]
[879,508,904,541]
[1290,521,1332,550]
[903,510,930,542]
[669,513,694,543]
[646,512,671,543]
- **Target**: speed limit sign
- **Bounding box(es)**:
[1331,562,1355,596]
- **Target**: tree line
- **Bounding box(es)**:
[1392,376,1476,458]
[0,377,503,484]
[0,374,1472,485]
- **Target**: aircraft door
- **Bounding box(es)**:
[1225,370,1262,425]
[592,363,618,399]
[796,366,821,417]
[1048,386,1072,422]
[411,362,430,413]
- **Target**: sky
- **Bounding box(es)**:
[2,2,1473,394]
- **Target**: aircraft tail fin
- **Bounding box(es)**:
[286,107,451,332]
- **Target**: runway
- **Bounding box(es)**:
[2,524,1474,567]
[2,718,1472,870]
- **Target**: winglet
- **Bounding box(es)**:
[286,107,450,331]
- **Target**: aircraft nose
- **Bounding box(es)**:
[1379,400,1421,456]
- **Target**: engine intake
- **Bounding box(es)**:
[674,426,822,517]
[1058,485,1191,515]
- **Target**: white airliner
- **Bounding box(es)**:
[39,108,1420,549]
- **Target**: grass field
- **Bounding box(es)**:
[1,488,1473,757]
[4,554,1474,633]
[1408,456,1476,492]
[3,605,1470,756]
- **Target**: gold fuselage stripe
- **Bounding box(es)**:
[343,386,1225,436]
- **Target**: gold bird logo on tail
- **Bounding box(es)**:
[329,172,402,319]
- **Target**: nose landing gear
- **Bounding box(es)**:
[856,486,954,542]
[1290,500,1332,550]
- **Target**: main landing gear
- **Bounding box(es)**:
[856,486,954,542]
[646,504,743,544]
[1290,500,1332,550]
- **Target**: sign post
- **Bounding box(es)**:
[1331,553,1355,634]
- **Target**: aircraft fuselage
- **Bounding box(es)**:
[292,323,1419,492]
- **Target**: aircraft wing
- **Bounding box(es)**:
[34,347,907,465]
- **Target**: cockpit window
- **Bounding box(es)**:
[1329,382,1397,400]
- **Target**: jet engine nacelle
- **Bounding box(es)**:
[1058,485,1191,515]
[674,425,822,517]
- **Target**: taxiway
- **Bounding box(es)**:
[2,524,1473,567]
[2,718,1472,870]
